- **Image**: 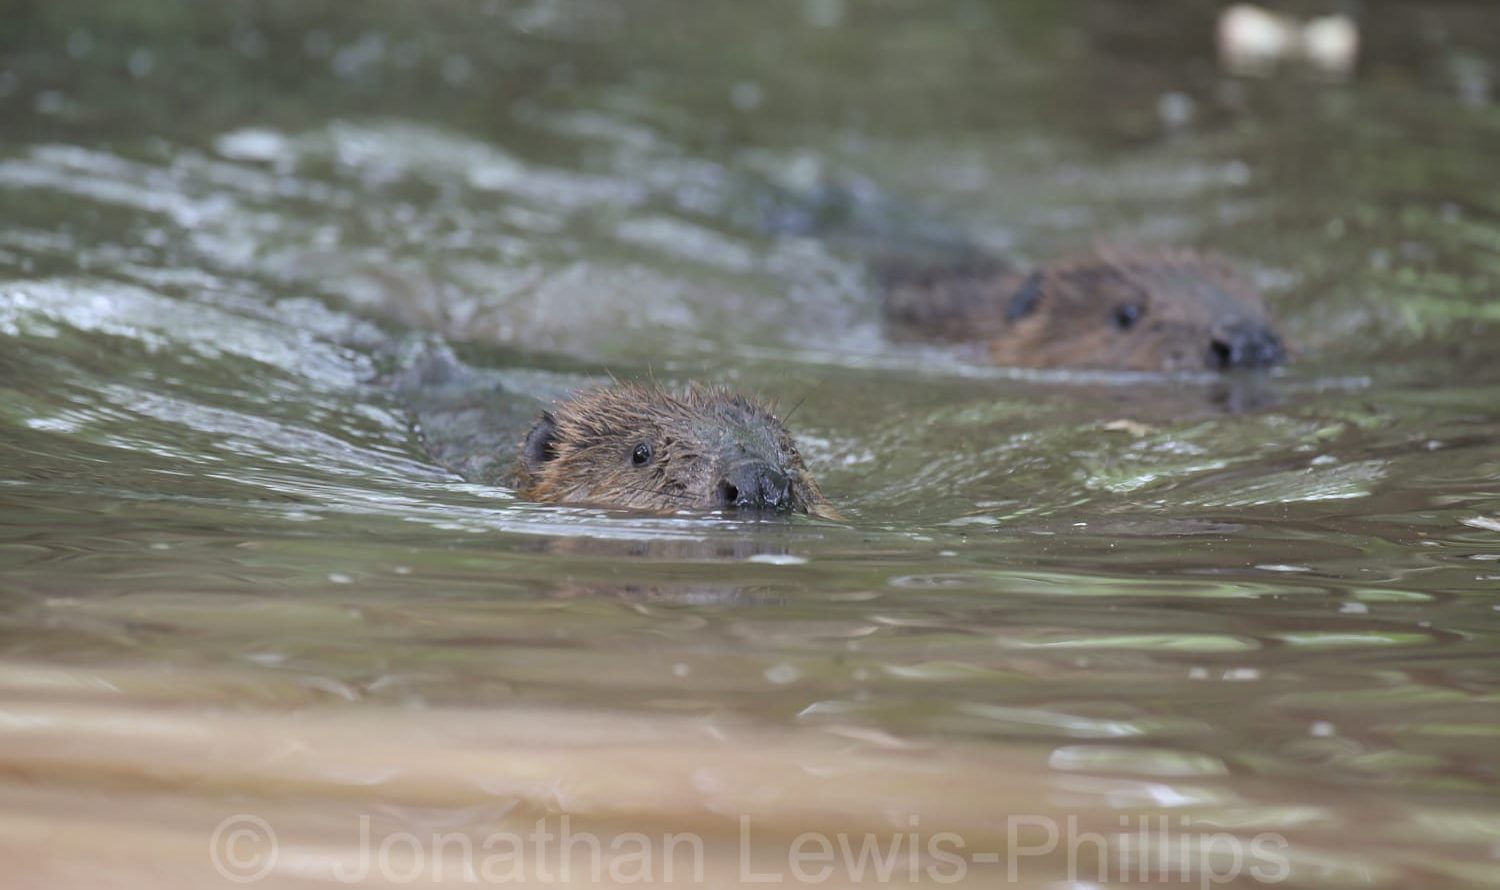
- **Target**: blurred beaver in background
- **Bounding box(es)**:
[881,249,1285,372]
[390,343,834,517]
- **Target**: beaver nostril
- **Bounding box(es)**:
[1209,325,1285,371]
[718,464,794,511]
[1247,331,1285,367]
[1209,338,1234,369]
[773,475,792,506]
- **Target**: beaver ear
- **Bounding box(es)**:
[1005,271,1046,321]
[522,412,559,471]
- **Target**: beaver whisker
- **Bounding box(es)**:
[606,483,697,506]
[780,376,828,425]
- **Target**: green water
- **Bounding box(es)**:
[2,2,1499,887]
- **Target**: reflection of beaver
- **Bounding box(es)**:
[390,343,833,517]
[517,385,834,517]
[881,250,1285,372]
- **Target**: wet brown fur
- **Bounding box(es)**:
[514,384,834,517]
[883,250,1281,372]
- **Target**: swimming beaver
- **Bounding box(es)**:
[881,250,1285,372]
[390,343,833,517]
[517,384,833,516]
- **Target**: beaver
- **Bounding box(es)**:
[390,343,833,517]
[880,250,1285,372]
[516,384,833,516]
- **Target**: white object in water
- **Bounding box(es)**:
[1217,4,1359,79]
[1218,4,1299,76]
[1301,15,1360,77]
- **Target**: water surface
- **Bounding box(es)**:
[2,2,1499,887]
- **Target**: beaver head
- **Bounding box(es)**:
[991,251,1285,372]
[515,384,835,517]
[882,250,1285,372]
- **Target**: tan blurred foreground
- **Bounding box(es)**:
[0,659,1474,889]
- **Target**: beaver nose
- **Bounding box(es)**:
[1208,324,1285,370]
[717,463,793,511]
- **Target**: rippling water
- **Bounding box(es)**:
[2,1,1500,887]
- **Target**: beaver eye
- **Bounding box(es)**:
[631,442,654,467]
[1114,303,1144,330]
